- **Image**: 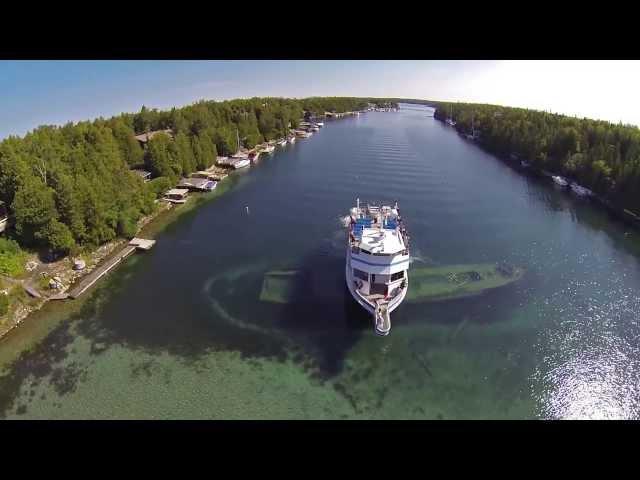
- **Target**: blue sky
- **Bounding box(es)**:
[1,60,639,139]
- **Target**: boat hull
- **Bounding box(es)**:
[345,253,407,336]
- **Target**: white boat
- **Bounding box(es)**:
[277,138,287,147]
[345,199,410,336]
[316,122,324,127]
[260,144,275,154]
[552,175,569,187]
[295,130,312,138]
[287,135,296,144]
[232,159,250,169]
[570,183,593,197]
[445,104,456,126]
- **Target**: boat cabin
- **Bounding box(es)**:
[348,204,409,298]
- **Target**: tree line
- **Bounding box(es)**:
[431,101,640,213]
[0,96,388,258]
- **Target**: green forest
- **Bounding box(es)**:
[0,97,392,261]
[432,101,640,214]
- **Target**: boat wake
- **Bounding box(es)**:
[409,250,434,265]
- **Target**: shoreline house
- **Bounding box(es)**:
[134,129,174,147]
[192,171,227,182]
[163,188,189,204]
[132,169,152,182]
[177,177,217,192]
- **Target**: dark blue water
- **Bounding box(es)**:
[2,104,640,419]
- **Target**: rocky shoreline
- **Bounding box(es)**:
[0,200,174,342]
[0,163,237,343]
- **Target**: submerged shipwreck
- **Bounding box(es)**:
[259,263,524,306]
[204,258,524,340]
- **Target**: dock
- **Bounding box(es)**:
[23,283,42,299]
[129,238,156,250]
[67,245,136,299]
[67,238,156,299]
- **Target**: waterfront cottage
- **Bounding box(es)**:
[134,129,174,146]
[132,169,152,182]
[163,188,189,204]
[192,171,226,181]
[177,177,217,192]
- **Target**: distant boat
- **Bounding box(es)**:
[260,144,275,154]
[521,160,531,168]
[446,104,456,126]
[570,183,593,197]
[277,138,287,147]
[552,175,569,187]
[230,158,250,169]
[287,135,296,144]
[316,122,324,127]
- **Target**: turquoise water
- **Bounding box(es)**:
[2,104,640,419]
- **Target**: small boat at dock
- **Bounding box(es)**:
[276,138,287,147]
[231,158,250,169]
[230,151,249,160]
[287,135,296,144]
[260,144,275,154]
[570,183,593,197]
[552,175,569,187]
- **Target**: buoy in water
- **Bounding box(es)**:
[245,206,249,215]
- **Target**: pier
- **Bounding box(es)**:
[67,238,155,299]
